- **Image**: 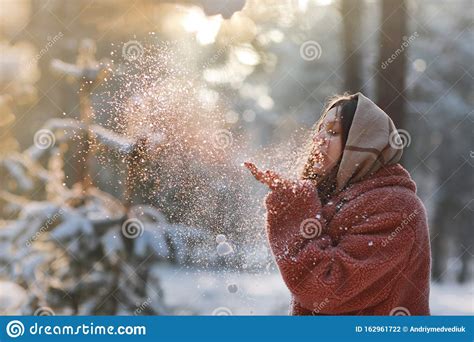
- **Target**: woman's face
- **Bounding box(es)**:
[309,106,344,176]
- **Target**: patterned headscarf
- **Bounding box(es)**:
[335,92,403,192]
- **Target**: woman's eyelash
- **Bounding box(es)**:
[316,122,338,134]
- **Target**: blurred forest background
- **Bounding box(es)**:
[0,0,472,315]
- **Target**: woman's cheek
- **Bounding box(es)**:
[327,136,343,164]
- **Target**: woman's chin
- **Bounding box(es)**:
[311,167,326,178]
[313,163,336,177]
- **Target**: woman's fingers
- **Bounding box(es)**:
[243,162,257,175]
[244,162,265,181]
[244,162,288,190]
[264,170,285,189]
[244,162,271,185]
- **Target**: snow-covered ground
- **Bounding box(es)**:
[157,265,291,315]
[157,265,473,315]
[1,265,471,315]
[429,282,473,315]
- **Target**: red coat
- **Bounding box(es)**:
[265,163,431,315]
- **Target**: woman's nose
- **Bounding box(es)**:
[313,134,328,146]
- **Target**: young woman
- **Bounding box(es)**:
[245,93,431,315]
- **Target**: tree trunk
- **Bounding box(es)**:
[376,0,407,130]
[341,0,364,93]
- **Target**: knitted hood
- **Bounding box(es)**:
[335,92,403,191]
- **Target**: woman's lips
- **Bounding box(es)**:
[311,150,326,170]
[310,136,330,170]
[313,162,323,169]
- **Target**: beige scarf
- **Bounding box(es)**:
[335,92,403,192]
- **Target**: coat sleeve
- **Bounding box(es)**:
[265,183,417,314]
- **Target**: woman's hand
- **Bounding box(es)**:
[243,162,291,190]
[245,162,322,243]
[244,161,318,204]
